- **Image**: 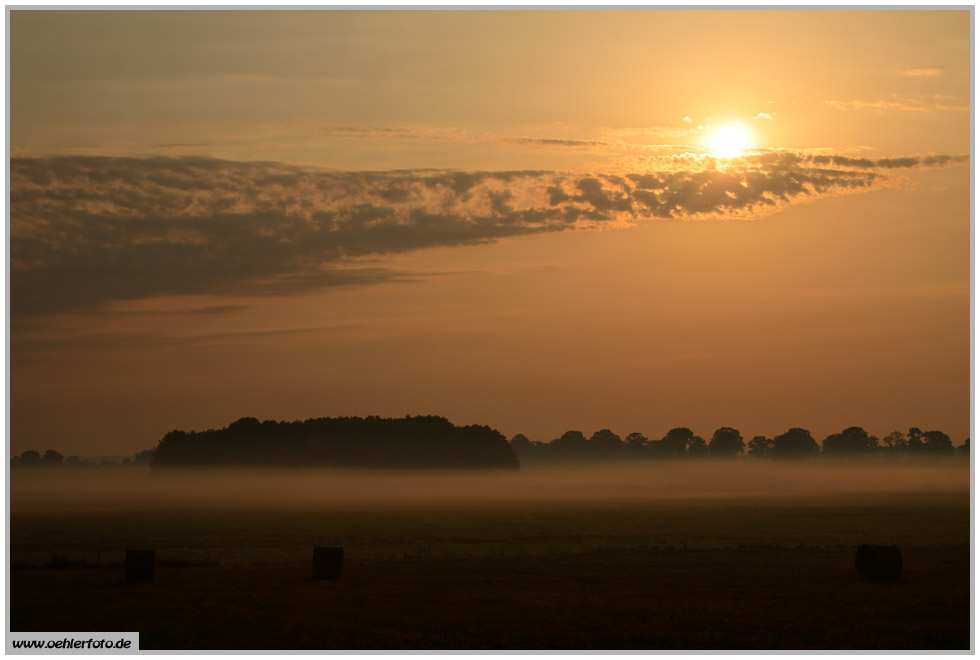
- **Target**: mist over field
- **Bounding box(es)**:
[10,461,969,515]
[12,460,970,649]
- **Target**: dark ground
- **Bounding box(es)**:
[9,498,971,650]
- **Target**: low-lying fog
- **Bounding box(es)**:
[10,461,970,514]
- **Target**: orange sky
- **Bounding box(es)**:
[9,9,972,456]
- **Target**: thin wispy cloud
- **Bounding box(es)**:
[899,67,943,76]
[825,94,966,113]
[318,126,616,150]
[510,137,610,149]
[601,125,702,140]
[745,151,968,170]
[14,323,364,353]
[934,102,971,112]
[825,99,931,112]
[317,126,468,142]
[10,152,965,316]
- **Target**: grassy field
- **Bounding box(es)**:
[9,464,972,650]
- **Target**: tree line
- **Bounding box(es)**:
[509,425,968,463]
[10,420,968,470]
[10,448,156,469]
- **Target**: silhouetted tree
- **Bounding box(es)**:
[624,432,649,457]
[822,426,878,458]
[589,429,625,458]
[510,433,531,453]
[922,430,954,455]
[708,427,744,458]
[958,438,969,457]
[133,448,157,465]
[907,427,925,454]
[687,435,709,458]
[645,438,666,458]
[19,450,41,468]
[904,427,954,457]
[747,436,773,458]
[880,431,908,454]
[771,428,819,460]
[550,430,588,459]
[509,433,546,463]
[661,428,693,458]
[42,450,64,467]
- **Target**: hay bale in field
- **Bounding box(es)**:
[855,544,902,582]
[312,546,343,580]
[124,549,155,583]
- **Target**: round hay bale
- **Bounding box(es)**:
[124,549,155,583]
[312,546,343,580]
[855,544,902,582]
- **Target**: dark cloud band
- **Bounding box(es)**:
[10,152,962,316]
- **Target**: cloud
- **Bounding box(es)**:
[825,95,966,113]
[933,102,970,112]
[318,126,615,149]
[10,153,964,316]
[742,151,968,171]
[319,126,421,137]
[824,99,930,112]
[510,137,610,148]
[753,113,774,121]
[317,125,474,143]
[13,323,363,353]
[98,304,254,318]
[185,305,253,315]
[600,125,702,141]
[899,67,943,76]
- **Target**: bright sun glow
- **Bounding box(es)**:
[709,125,751,158]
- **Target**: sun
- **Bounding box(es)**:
[709,125,751,158]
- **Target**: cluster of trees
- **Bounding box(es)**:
[510,426,969,463]
[10,448,156,469]
[10,449,68,468]
[150,415,519,469]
